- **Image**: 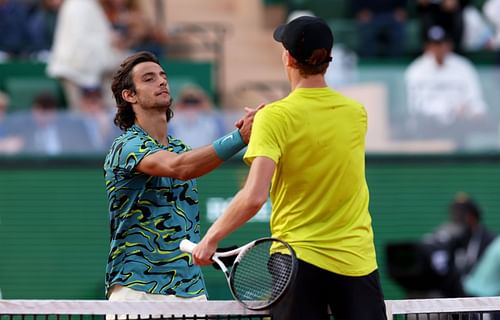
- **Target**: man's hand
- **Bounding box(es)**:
[192,237,219,266]
[235,103,265,144]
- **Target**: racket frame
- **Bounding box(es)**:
[212,241,255,277]
[227,237,297,310]
[180,237,298,310]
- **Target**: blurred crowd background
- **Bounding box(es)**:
[0,0,499,156]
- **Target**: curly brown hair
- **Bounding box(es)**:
[111,51,174,131]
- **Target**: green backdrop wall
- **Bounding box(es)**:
[0,155,499,300]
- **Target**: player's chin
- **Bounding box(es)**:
[154,96,173,109]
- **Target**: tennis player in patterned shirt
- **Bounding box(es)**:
[104,51,260,303]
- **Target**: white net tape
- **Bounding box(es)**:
[386,297,500,315]
[1,297,500,319]
[0,300,266,317]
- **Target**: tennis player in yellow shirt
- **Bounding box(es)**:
[192,16,387,320]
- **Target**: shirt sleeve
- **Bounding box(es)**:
[243,105,286,166]
[116,134,162,175]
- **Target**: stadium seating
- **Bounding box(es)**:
[0,62,65,111]
[0,60,215,110]
[5,77,62,111]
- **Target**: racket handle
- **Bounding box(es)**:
[180,239,197,253]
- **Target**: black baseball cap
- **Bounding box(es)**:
[273,16,334,65]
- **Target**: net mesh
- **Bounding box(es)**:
[0,317,267,320]
[392,314,500,319]
[0,301,269,320]
[2,297,500,320]
[386,297,500,320]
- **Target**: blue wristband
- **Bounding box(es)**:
[212,129,246,161]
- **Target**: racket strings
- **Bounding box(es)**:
[231,240,294,309]
[268,253,293,299]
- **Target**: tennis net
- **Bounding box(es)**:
[0,300,268,320]
[1,297,500,319]
[386,297,500,319]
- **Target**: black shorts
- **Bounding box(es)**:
[271,259,387,320]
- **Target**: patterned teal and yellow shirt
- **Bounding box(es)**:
[104,125,205,297]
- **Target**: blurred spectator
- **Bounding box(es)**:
[0,91,24,154]
[27,0,63,62]
[0,0,33,61]
[17,0,38,7]
[286,9,314,22]
[169,84,226,149]
[420,192,496,297]
[461,4,494,51]
[9,91,94,155]
[100,0,168,58]
[325,44,359,88]
[483,0,500,51]
[417,0,469,52]
[47,0,124,112]
[79,86,119,151]
[405,25,488,146]
[352,0,408,57]
[463,235,500,297]
[387,192,496,298]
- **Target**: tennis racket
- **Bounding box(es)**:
[180,237,298,310]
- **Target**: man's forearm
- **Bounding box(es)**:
[174,129,246,179]
[136,130,246,179]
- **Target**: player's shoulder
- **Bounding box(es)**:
[256,98,289,118]
[108,126,155,155]
[112,127,144,146]
[335,89,363,107]
[262,89,317,112]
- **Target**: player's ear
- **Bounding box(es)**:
[286,51,299,68]
[122,89,137,104]
[282,50,291,67]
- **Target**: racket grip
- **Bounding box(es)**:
[180,239,197,253]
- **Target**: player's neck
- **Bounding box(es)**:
[290,73,328,90]
[134,108,169,145]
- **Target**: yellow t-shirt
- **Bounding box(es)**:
[244,87,377,276]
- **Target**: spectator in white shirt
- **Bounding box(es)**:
[47,0,125,111]
[406,25,487,124]
[404,25,488,147]
[483,0,500,50]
